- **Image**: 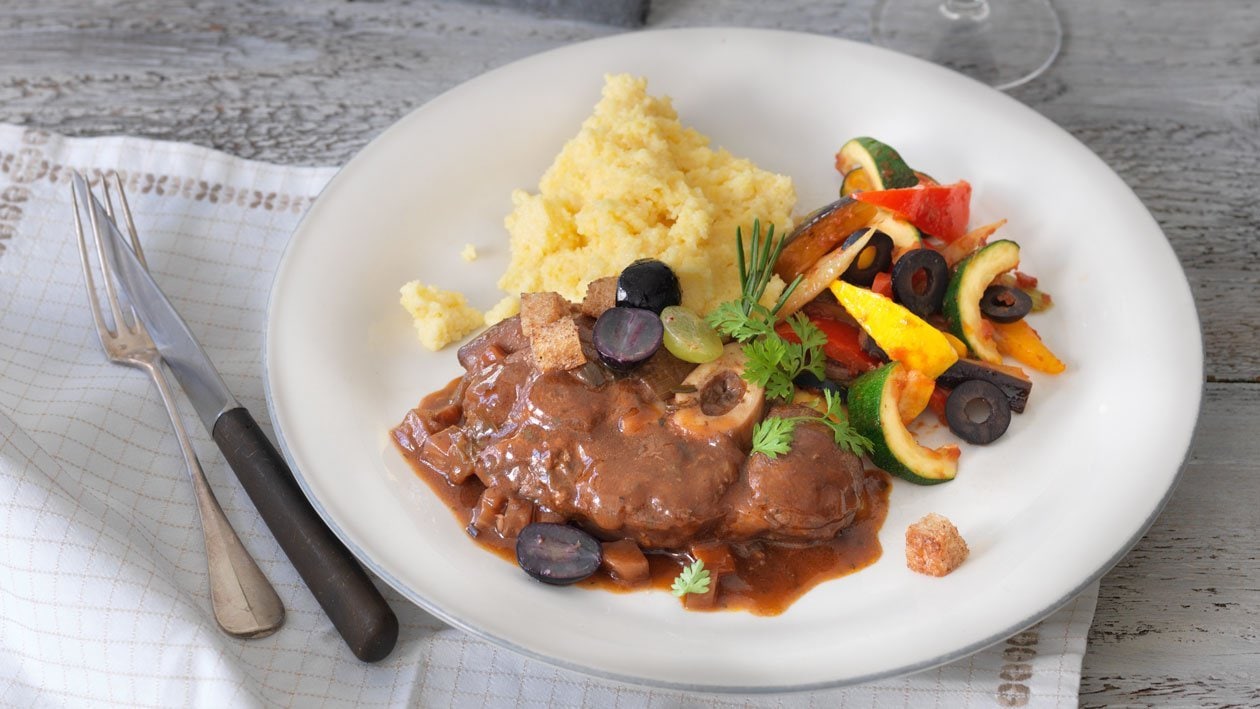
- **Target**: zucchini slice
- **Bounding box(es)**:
[849,363,960,485]
[840,166,874,197]
[872,210,922,260]
[943,240,1021,364]
[836,137,920,190]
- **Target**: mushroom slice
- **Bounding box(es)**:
[670,343,765,447]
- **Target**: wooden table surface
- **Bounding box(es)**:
[3,1,1256,705]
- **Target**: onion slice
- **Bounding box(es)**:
[777,229,874,318]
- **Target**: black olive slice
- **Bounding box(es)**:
[792,370,848,401]
[515,523,603,585]
[938,358,1032,413]
[945,379,1012,445]
[840,230,894,287]
[979,285,1033,323]
[891,248,949,317]
[616,258,681,314]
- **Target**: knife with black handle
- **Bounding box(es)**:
[87,188,399,662]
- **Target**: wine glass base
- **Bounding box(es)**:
[872,0,1063,90]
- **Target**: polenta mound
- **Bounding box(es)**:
[499,74,796,316]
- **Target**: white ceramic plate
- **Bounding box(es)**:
[265,28,1202,691]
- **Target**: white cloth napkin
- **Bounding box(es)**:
[0,124,1098,708]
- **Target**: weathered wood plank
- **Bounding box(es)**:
[1080,383,1260,705]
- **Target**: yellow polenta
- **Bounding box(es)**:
[499,74,796,315]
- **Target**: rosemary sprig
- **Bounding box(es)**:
[734,218,803,319]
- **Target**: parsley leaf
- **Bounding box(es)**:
[671,560,712,597]
[751,417,797,458]
[787,313,828,378]
[818,389,875,457]
[742,335,795,400]
[738,313,827,402]
[707,301,776,343]
[707,218,873,461]
[751,390,875,459]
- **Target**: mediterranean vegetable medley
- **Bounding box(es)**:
[730,135,1065,484]
[612,134,1066,488]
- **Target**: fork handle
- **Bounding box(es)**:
[212,407,399,662]
[144,362,286,638]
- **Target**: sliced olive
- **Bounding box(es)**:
[593,306,662,371]
[793,370,848,401]
[515,523,603,585]
[945,379,1012,445]
[980,285,1033,323]
[840,229,893,287]
[616,259,681,314]
[891,248,949,317]
[938,358,1032,413]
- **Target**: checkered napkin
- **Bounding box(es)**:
[0,124,1098,707]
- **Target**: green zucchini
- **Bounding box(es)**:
[872,210,922,258]
[848,363,960,485]
[840,167,874,197]
[836,137,919,190]
[943,240,1021,364]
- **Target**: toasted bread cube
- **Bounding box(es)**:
[519,291,571,336]
[531,317,586,372]
[906,513,969,577]
[601,539,650,586]
[579,276,619,319]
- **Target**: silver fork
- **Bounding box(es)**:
[71,172,285,639]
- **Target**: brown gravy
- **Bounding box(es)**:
[393,317,891,615]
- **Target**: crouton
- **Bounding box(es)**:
[579,276,618,319]
[531,317,586,372]
[906,513,969,577]
[519,291,570,336]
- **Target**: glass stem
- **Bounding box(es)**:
[940,0,991,22]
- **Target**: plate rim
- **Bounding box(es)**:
[262,26,1205,692]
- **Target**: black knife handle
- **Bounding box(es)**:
[212,407,398,662]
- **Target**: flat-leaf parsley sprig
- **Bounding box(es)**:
[671,560,711,597]
[706,219,827,401]
[741,312,827,401]
[751,389,875,459]
[706,219,872,459]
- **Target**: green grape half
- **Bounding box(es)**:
[660,306,723,363]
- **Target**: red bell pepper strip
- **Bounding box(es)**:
[928,384,951,425]
[776,316,881,374]
[854,180,972,243]
[870,272,893,299]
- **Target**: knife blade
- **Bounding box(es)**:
[84,184,398,662]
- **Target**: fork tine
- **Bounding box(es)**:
[71,174,114,340]
[79,172,130,334]
[106,173,149,269]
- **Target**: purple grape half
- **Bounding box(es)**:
[592,307,663,371]
[515,523,603,585]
